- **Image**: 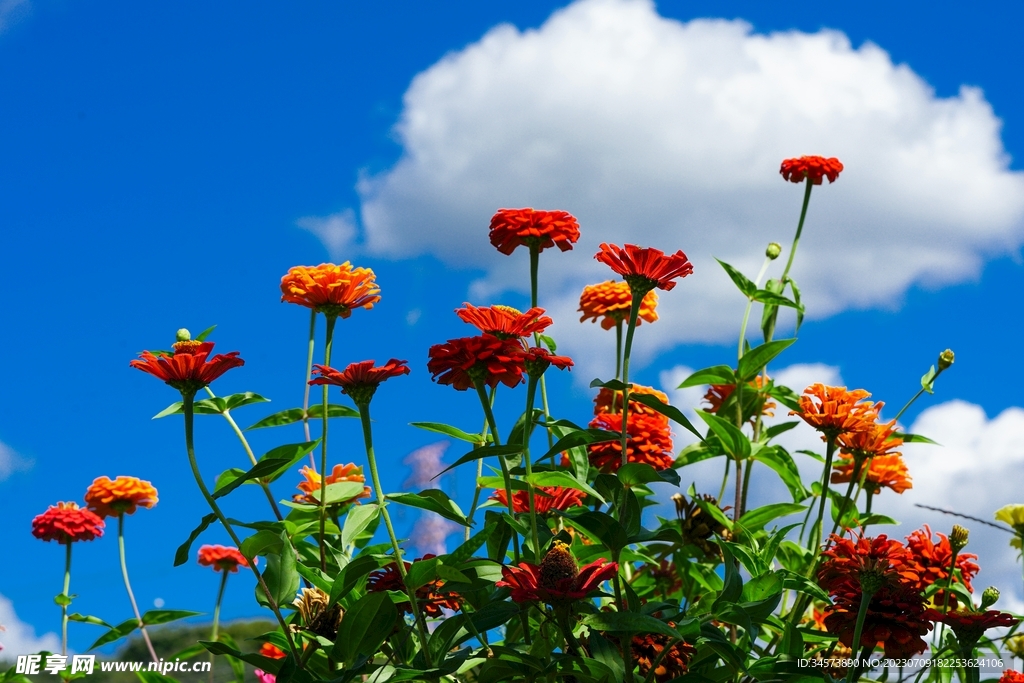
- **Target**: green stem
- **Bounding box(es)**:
[209,569,229,683]
[118,514,158,662]
[734,457,744,523]
[61,542,71,656]
[182,393,300,662]
[740,458,753,520]
[466,386,497,541]
[809,435,838,551]
[529,244,555,452]
[357,403,433,666]
[530,244,540,310]
[303,310,317,458]
[738,256,773,360]
[523,376,543,561]
[615,320,623,382]
[318,314,337,572]
[619,293,643,469]
[892,364,950,423]
[718,457,731,505]
[844,589,875,683]
[473,380,521,564]
[827,458,864,546]
[780,180,814,286]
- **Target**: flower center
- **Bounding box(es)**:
[493,305,522,316]
[539,542,578,590]
[172,340,204,355]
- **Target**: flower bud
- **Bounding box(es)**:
[938,349,955,370]
[981,586,1000,609]
[176,328,191,342]
[949,525,969,552]
[1006,635,1024,659]
[766,242,782,260]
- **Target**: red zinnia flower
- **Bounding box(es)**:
[131,340,244,396]
[780,156,844,185]
[904,526,979,608]
[519,347,574,377]
[309,359,409,406]
[84,476,158,518]
[456,304,552,339]
[488,208,580,256]
[367,555,461,617]
[496,542,618,604]
[791,384,879,439]
[197,544,253,573]
[632,627,696,683]
[595,243,693,294]
[280,263,381,317]
[818,534,919,594]
[578,281,659,330]
[587,412,674,473]
[929,610,1020,646]
[594,385,671,419]
[831,454,912,495]
[824,581,932,658]
[427,334,525,391]
[491,486,586,515]
[32,502,105,543]
[258,643,287,660]
[999,671,1024,683]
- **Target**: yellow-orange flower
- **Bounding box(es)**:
[837,419,902,459]
[594,384,670,419]
[293,464,371,506]
[578,281,658,330]
[792,384,879,439]
[280,263,381,318]
[84,476,158,518]
[831,454,912,495]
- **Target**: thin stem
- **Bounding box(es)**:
[619,293,643,468]
[209,569,229,683]
[182,393,300,661]
[733,457,744,523]
[118,514,158,662]
[809,435,838,551]
[529,244,540,310]
[845,590,875,683]
[522,376,543,561]
[738,256,773,360]
[61,542,71,656]
[466,386,497,541]
[615,320,623,382]
[717,457,731,504]
[827,458,864,546]
[937,546,960,644]
[740,457,753,520]
[303,310,317,461]
[473,380,520,564]
[318,314,337,572]
[357,403,433,665]
[780,180,814,286]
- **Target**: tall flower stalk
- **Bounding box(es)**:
[117,514,158,662]
[318,314,337,572]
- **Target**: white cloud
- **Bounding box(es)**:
[335,0,1024,366]
[0,594,60,658]
[296,210,358,261]
[0,440,31,481]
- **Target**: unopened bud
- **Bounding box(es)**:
[766,242,782,260]
[949,525,969,552]
[1006,635,1024,659]
[938,349,955,371]
[981,586,1000,609]
[176,328,191,342]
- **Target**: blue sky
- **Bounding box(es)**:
[1,0,1023,656]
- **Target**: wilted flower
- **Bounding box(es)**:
[779,156,844,184]
[197,545,253,573]
[293,587,342,640]
[456,304,552,339]
[293,464,371,506]
[488,208,580,255]
[578,281,659,330]
[587,413,674,472]
[32,502,105,544]
[427,335,525,391]
[673,493,731,558]
[84,476,158,518]
[367,555,461,617]
[496,542,618,604]
[631,627,695,683]
[594,243,693,294]
[792,384,879,439]
[130,339,244,396]
[280,263,380,318]
[492,486,586,515]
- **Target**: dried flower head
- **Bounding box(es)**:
[293,587,343,640]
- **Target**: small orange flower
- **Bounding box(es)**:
[280,263,381,318]
[84,476,158,518]
[703,376,775,419]
[578,281,658,330]
[427,334,525,391]
[595,243,693,294]
[594,384,670,419]
[309,359,409,406]
[488,208,580,256]
[131,340,244,396]
[831,454,912,495]
[294,464,371,506]
[258,643,287,660]
[792,384,879,439]
[31,502,105,544]
[838,419,902,459]
[197,544,253,573]
[491,486,586,515]
[587,413,674,472]
[456,304,552,339]
[780,156,844,185]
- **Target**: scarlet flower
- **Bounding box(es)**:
[594,385,671,419]
[491,486,586,515]
[831,454,913,495]
[587,412,674,473]
[84,476,158,518]
[594,243,693,294]
[258,643,287,660]
[904,526,979,607]
[367,555,461,617]
[824,580,932,658]
[31,502,105,544]
[519,347,574,377]
[280,263,381,318]
[293,464,371,506]
[632,627,695,683]
[780,156,844,185]
[309,359,409,406]
[130,340,244,396]
[999,671,1024,683]
[496,542,618,604]
[703,376,776,419]
[818,534,919,594]
[427,334,526,391]
[488,208,580,256]
[929,610,1020,646]
[456,304,552,339]
[578,281,659,330]
[792,384,879,439]
[197,544,253,573]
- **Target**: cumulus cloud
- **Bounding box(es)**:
[0,594,60,658]
[338,0,1024,367]
[0,440,31,481]
[296,210,358,261]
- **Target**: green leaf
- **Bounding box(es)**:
[135,673,178,683]
[616,462,681,488]
[257,535,299,609]
[737,339,796,381]
[410,421,487,444]
[246,404,357,431]
[738,503,806,532]
[538,428,619,463]
[590,377,628,390]
[241,529,283,558]
[152,392,268,419]
[405,556,441,591]
[716,258,757,297]
[538,334,557,353]
[212,441,319,498]
[332,592,398,667]
[329,554,378,605]
[54,593,72,607]
[562,510,628,553]
[68,613,110,628]
[751,290,799,309]
[436,444,523,478]
[895,432,939,445]
[307,403,359,419]
[174,513,218,567]
[861,514,898,526]
[341,503,381,548]
[696,411,750,460]
[140,610,201,626]
[628,393,704,441]
[921,365,938,394]
[752,447,809,502]
[528,471,605,503]
[387,490,471,526]
[678,365,736,388]
[88,610,198,651]
[310,481,368,505]
[688,483,734,532]
[89,617,141,650]
[194,325,216,341]
[790,277,805,331]
[581,613,680,639]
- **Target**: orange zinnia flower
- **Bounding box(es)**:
[131,340,244,396]
[780,156,844,185]
[594,384,670,419]
[594,243,693,294]
[367,555,461,617]
[258,643,287,660]
[838,419,902,459]
[792,384,879,439]
[905,526,979,608]
[587,412,674,472]
[197,544,253,573]
[84,476,158,518]
[456,304,552,339]
[293,464,371,506]
[496,542,618,604]
[831,454,912,495]
[488,208,580,256]
[491,486,586,515]
[578,281,658,330]
[427,334,525,391]
[280,263,381,318]
[309,359,409,406]
[31,502,105,544]
[703,376,775,419]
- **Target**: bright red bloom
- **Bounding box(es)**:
[818,534,919,594]
[258,643,287,660]
[929,610,1020,645]
[632,627,696,683]
[84,476,158,518]
[594,385,671,419]
[456,304,552,339]
[309,359,409,405]
[32,502,105,543]
[496,542,618,604]
[579,281,659,330]
[999,671,1024,683]
[280,263,381,317]
[197,544,253,573]
[131,340,244,396]
[904,526,979,608]
[488,208,580,256]
[831,454,913,495]
[780,156,844,185]
[587,412,674,472]
[594,243,693,293]
[792,384,880,439]
[519,347,574,377]
[366,555,461,617]
[491,486,586,515]
[824,581,932,658]
[427,334,525,391]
